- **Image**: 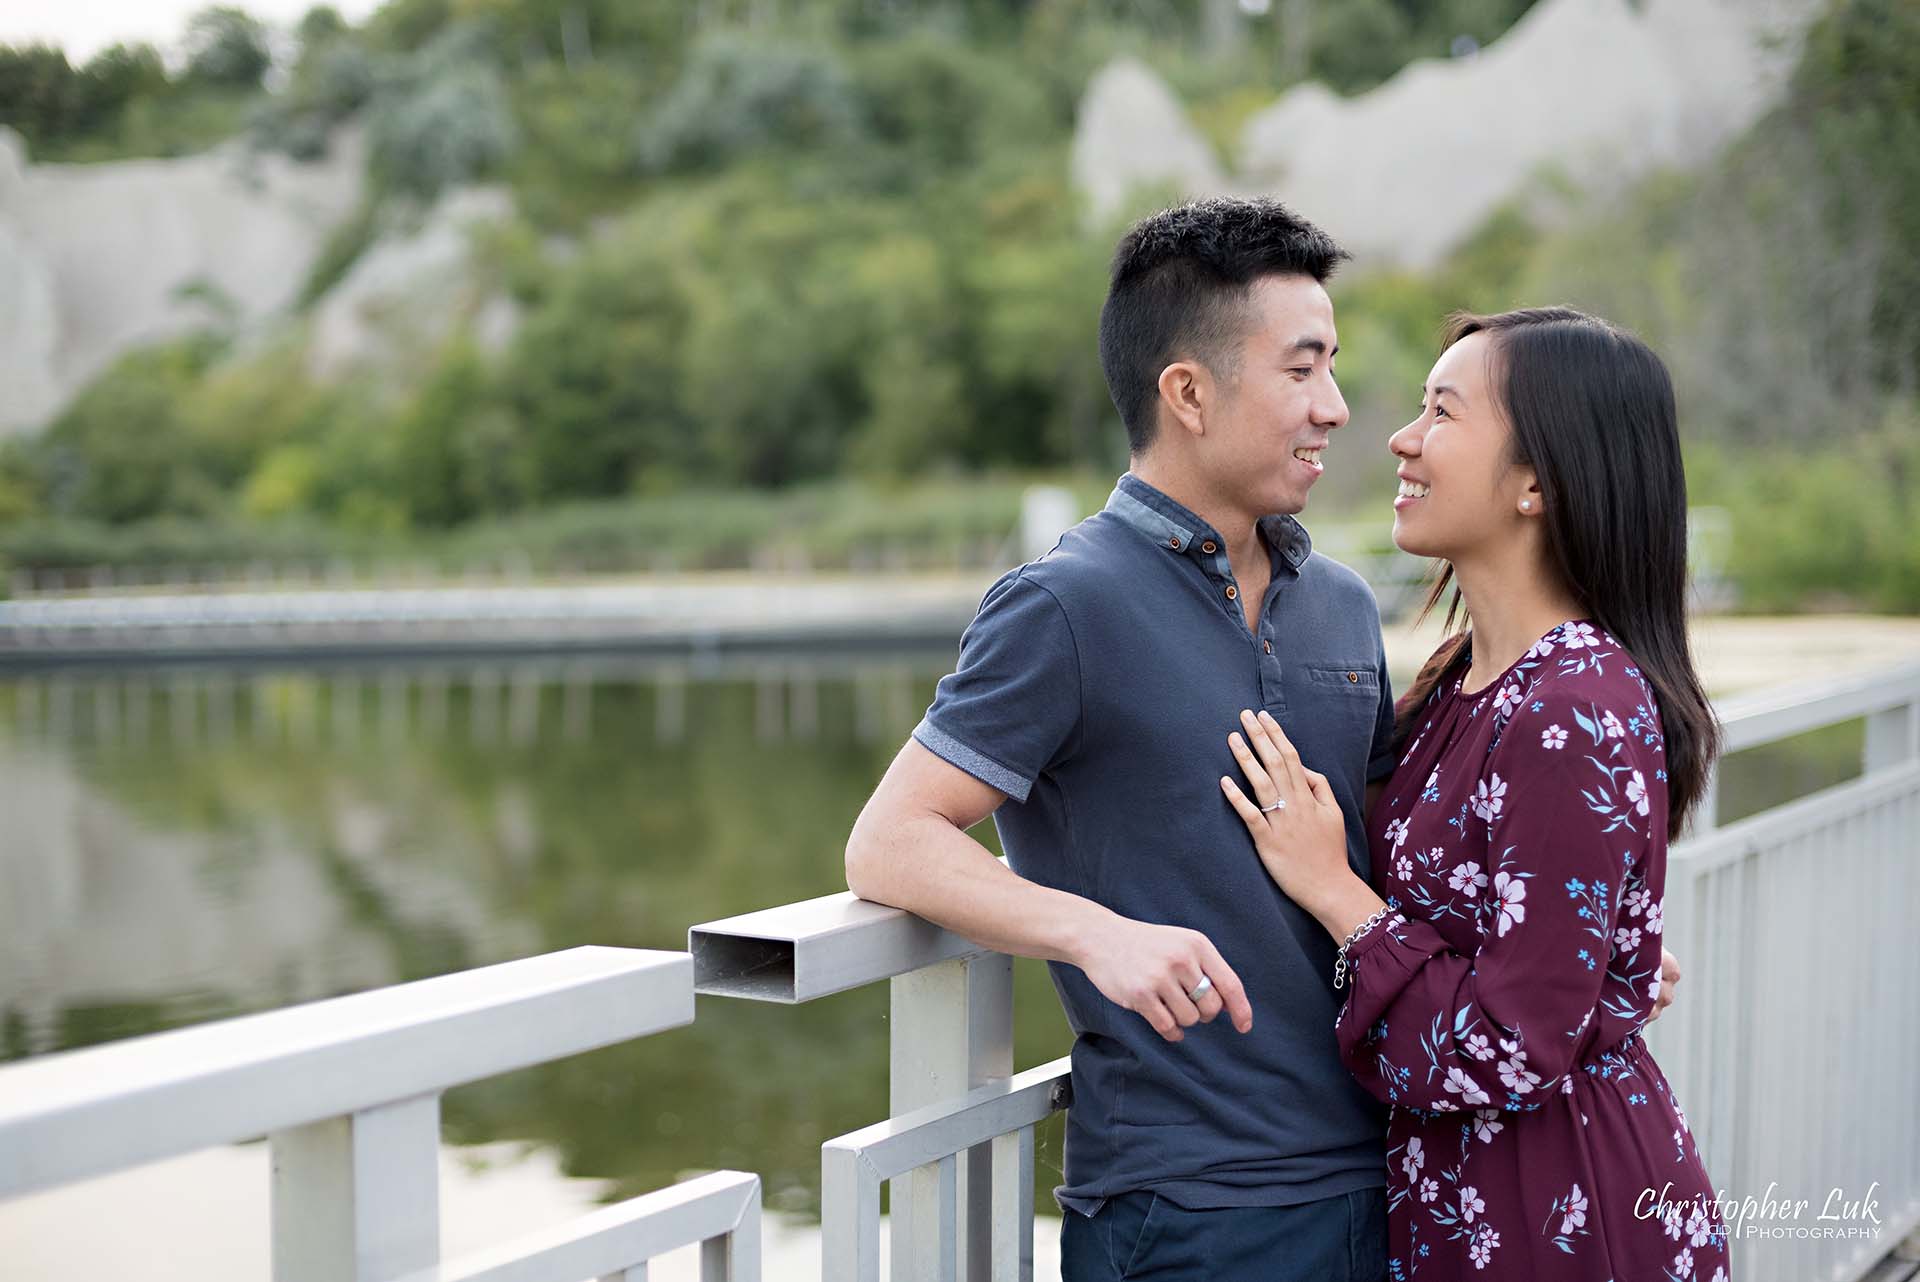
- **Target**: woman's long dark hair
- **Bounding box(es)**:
[1393,307,1720,839]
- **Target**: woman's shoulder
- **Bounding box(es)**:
[1495,624,1665,756]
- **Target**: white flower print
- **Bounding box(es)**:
[1468,1223,1501,1269]
[1472,1109,1504,1143]
[1561,621,1600,649]
[1472,774,1507,823]
[1424,768,1440,791]
[1448,861,1488,898]
[1492,871,1527,937]
[1493,683,1523,716]
[1497,1051,1541,1095]
[1395,854,1414,880]
[1561,1074,1575,1096]
[1419,1177,1439,1203]
[1623,886,1652,916]
[1445,1066,1491,1106]
[1709,1269,1728,1282]
[1541,724,1569,749]
[1464,1032,1496,1061]
[1526,634,1557,659]
[1401,1137,1425,1181]
[1561,1182,1588,1235]
[1602,709,1627,739]
[1459,1185,1486,1224]
[1384,817,1410,849]
[1687,1205,1713,1248]
[1626,769,1651,816]
[1646,901,1665,935]
[1662,1203,1686,1241]
[1674,1247,1695,1279]
[1648,977,1664,1002]
[1614,925,1643,951]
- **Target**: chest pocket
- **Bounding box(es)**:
[1297,663,1382,746]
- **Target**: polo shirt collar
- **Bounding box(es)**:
[1104,472,1312,572]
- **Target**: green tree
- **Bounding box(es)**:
[184,6,271,90]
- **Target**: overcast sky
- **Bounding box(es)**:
[1,1,385,62]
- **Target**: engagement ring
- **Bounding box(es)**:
[1259,800,1285,813]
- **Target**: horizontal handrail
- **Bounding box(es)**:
[0,946,692,1200]
[393,1169,761,1282]
[823,1057,1073,1181]
[690,886,987,1003]
[1674,759,1920,875]
[1715,660,1920,754]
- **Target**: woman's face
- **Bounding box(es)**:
[1386,330,1537,560]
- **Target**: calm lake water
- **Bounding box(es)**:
[0,652,1867,1234]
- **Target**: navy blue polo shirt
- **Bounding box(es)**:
[913,472,1395,1214]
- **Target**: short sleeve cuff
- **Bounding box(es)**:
[913,717,1034,802]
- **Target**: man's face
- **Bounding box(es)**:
[1198,274,1350,517]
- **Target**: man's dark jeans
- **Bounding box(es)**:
[1060,1186,1388,1282]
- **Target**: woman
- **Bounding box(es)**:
[1220,307,1731,1280]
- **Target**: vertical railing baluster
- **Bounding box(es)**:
[269,1092,440,1282]
[992,1125,1036,1282]
[889,953,1013,1281]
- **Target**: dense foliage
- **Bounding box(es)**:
[1,0,1914,609]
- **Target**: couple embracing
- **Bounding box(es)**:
[845,198,1732,1281]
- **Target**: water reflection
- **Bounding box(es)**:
[0,658,1075,1219]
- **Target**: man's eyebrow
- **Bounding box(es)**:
[1284,337,1338,359]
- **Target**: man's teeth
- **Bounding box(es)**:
[1397,479,1430,499]
[1293,447,1323,464]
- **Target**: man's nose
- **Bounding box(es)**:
[1314,379,1350,430]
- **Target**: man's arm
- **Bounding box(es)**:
[846,738,1253,1042]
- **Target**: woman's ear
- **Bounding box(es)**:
[1157,360,1212,439]
[1516,472,1545,517]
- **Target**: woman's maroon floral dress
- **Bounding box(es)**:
[1338,621,1732,1280]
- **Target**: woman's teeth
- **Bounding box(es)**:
[1397,479,1430,499]
[1293,447,1323,465]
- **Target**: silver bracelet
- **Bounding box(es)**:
[1334,906,1394,990]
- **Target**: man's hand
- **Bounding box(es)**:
[1648,947,1682,1022]
[1073,914,1254,1043]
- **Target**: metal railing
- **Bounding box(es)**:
[0,947,760,1282]
[688,889,1060,1281]
[1647,661,1920,1282]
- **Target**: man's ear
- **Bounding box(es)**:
[1156,359,1212,440]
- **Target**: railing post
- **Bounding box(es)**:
[889,953,1013,1282]
[270,1093,441,1282]
[1864,698,1920,772]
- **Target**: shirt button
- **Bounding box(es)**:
[1201,540,1217,554]
[1168,536,1181,550]
[1264,640,1274,655]
[1225,585,1238,601]
[1348,671,1360,683]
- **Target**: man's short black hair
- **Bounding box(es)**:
[1098,198,1349,454]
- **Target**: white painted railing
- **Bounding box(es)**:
[0,947,760,1282]
[1647,661,1920,1282]
[689,889,1057,1281]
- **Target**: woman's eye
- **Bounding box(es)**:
[1432,404,1449,419]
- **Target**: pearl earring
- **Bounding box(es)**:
[1520,500,1533,511]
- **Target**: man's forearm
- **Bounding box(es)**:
[846,811,1112,967]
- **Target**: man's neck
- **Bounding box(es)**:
[1130,456,1268,578]
[1453,551,1585,692]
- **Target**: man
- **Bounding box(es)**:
[845,198,1675,1279]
